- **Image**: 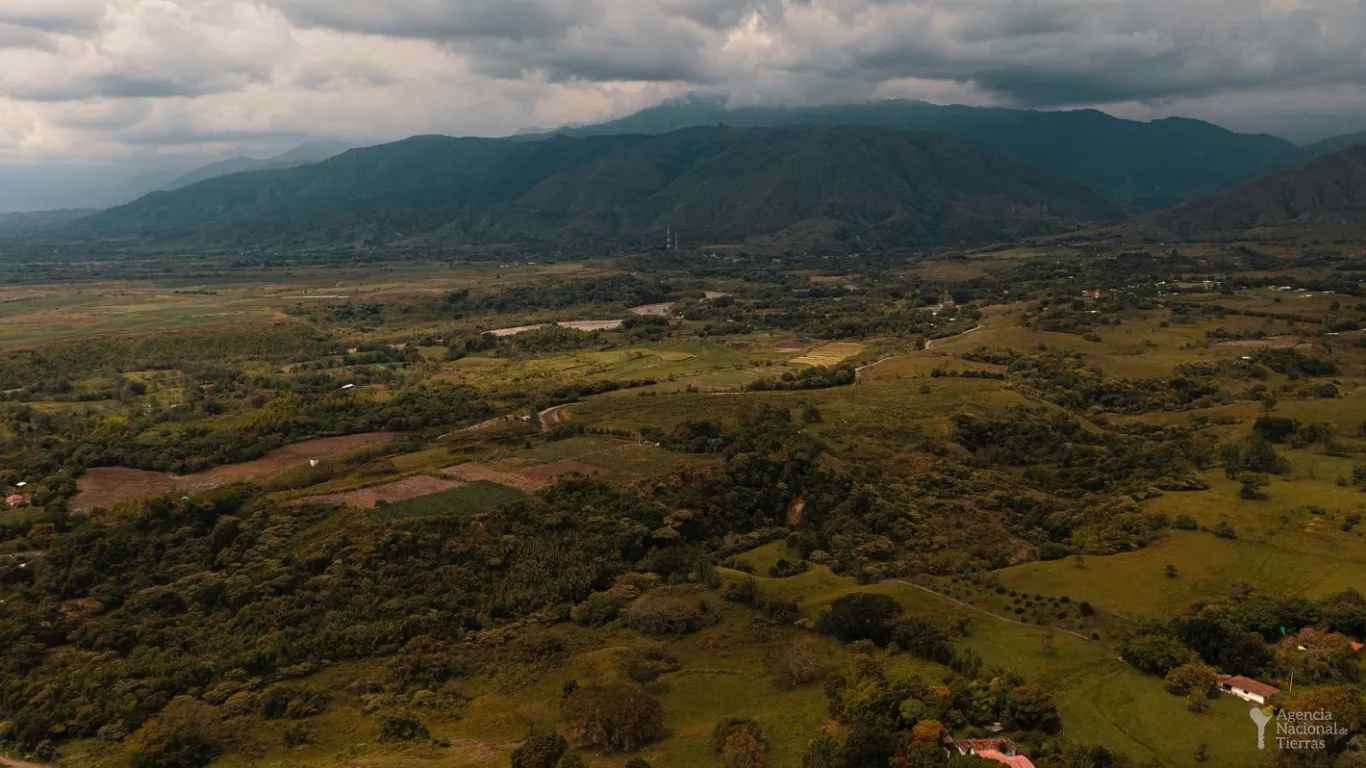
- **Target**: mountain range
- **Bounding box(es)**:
[524,96,1307,211]
[20,97,1366,252]
[70,126,1123,249]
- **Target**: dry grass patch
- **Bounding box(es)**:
[790,342,864,367]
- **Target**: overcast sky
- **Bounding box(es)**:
[3,0,1366,199]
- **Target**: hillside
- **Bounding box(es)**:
[71,126,1123,248]
[529,96,1296,210]
[1122,144,1366,240]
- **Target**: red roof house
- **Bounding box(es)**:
[1218,675,1280,704]
[977,750,1036,768]
[957,738,1035,768]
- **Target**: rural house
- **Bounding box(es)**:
[956,738,1036,768]
[5,494,24,508]
[1217,674,1280,704]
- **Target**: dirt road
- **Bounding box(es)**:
[538,404,571,433]
[924,323,983,350]
[854,324,985,382]
[887,579,1092,642]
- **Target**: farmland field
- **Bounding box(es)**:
[6,239,1366,768]
[789,341,866,366]
[370,480,526,520]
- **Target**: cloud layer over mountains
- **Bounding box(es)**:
[2,0,1365,172]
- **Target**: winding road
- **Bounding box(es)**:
[854,323,985,382]
[537,404,571,433]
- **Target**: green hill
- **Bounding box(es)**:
[528,95,1296,210]
[1123,144,1366,240]
[71,126,1123,249]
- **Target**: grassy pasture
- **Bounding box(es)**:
[734,565,1259,768]
[483,436,718,481]
[0,260,625,348]
[569,375,1032,438]
[997,530,1366,621]
[439,340,792,394]
[371,480,525,520]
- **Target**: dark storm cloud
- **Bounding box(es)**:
[264,0,1366,105]
[0,22,63,50]
[0,1,103,35]
[11,72,263,103]
[273,0,799,83]
[276,0,582,42]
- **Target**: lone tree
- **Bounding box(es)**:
[764,637,830,685]
[723,730,767,768]
[511,732,568,768]
[561,683,664,753]
[625,596,702,635]
[378,712,430,742]
[817,593,904,646]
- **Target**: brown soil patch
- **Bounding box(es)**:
[559,319,624,331]
[59,598,103,619]
[519,460,606,483]
[71,467,179,512]
[487,324,548,337]
[289,475,464,509]
[72,432,401,511]
[442,463,547,493]
[786,498,806,527]
[628,302,674,316]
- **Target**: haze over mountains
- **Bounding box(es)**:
[0,142,358,213]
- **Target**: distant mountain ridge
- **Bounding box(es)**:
[1120,145,1366,240]
[522,96,1298,210]
[1293,130,1366,163]
[70,126,1122,249]
[157,141,360,193]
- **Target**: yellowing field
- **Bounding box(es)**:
[790,341,865,366]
